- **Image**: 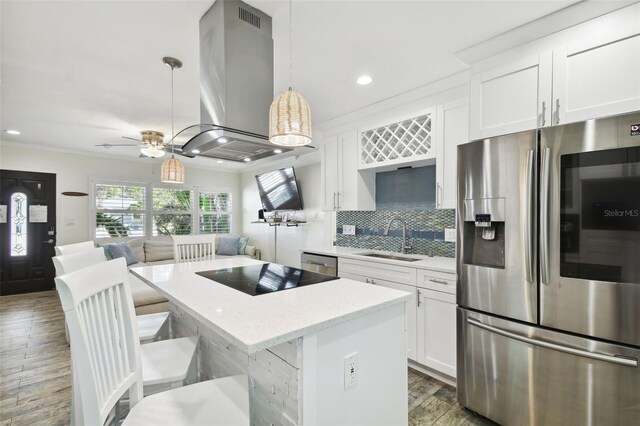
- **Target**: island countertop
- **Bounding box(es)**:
[130,257,410,354]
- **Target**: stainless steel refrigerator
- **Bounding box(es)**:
[456,111,640,425]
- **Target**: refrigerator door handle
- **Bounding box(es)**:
[540,147,551,285]
[525,149,535,283]
[467,317,638,367]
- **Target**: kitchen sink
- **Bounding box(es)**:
[356,253,422,262]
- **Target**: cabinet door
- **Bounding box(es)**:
[470,52,552,140]
[321,135,339,211]
[369,278,418,362]
[553,32,640,125]
[436,98,469,209]
[417,289,456,377]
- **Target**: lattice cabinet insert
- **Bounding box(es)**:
[359,110,435,169]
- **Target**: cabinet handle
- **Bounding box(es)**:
[541,101,546,126]
[428,278,448,286]
[336,192,341,210]
[417,288,421,307]
[555,98,560,125]
[436,183,441,207]
[333,192,338,210]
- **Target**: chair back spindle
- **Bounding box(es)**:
[172,235,216,263]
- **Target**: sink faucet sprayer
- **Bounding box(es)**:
[383,215,412,254]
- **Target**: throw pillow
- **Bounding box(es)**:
[103,242,138,266]
[217,236,241,256]
[237,236,249,255]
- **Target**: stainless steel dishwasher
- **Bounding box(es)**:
[300,252,338,276]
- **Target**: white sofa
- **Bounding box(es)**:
[97,237,261,315]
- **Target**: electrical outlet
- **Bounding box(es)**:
[65,218,75,226]
[344,352,359,389]
[343,225,356,235]
[444,228,456,242]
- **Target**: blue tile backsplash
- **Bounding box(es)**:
[375,166,436,211]
[336,209,456,258]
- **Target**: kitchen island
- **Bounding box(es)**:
[131,257,411,425]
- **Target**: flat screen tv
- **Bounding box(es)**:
[255,167,303,211]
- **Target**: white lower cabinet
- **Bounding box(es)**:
[338,257,456,376]
[417,288,457,378]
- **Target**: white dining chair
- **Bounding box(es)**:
[54,240,95,256]
[52,249,170,343]
[172,234,216,263]
[55,258,249,426]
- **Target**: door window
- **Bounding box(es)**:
[560,147,640,283]
[10,192,28,256]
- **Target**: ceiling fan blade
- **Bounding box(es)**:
[95,143,139,148]
[122,136,143,142]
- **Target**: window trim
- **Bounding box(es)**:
[90,178,234,239]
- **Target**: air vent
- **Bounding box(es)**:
[238,7,260,29]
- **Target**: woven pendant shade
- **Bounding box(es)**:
[269,89,312,147]
[161,155,185,183]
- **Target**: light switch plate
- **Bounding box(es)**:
[343,225,356,235]
[444,228,456,242]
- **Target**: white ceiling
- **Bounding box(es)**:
[1,0,592,168]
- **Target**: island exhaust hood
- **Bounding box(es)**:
[176,0,307,163]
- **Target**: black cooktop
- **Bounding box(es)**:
[196,263,339,296]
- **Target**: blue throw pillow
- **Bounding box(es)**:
[217,236,240,256]
[103,242,138,266]
[237,236,249,255]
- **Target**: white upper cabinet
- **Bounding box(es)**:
[358,109,437,171]
[436,98,469,210]
[553,32,640,125]
[469,4,640,139]
[321,130,375,211]
[470,52,552,140]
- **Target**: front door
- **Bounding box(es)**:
[0,170,57,295]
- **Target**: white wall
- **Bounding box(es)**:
[0,142,241,245]
[240,152,333,267]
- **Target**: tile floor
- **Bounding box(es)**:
[0,290,495,426]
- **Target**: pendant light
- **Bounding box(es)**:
[161,57,185,183]
[269,0,312,147]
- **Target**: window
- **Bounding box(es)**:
[199,191,232,234]
[95,184,146,238]
[92,181,233,238]
[10,192,28,256]
[153,188,193,236]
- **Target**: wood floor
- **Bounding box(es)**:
[0,290,494,426]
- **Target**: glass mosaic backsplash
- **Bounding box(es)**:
[336,209,456,258]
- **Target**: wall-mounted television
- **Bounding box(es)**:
[255,167,303,211]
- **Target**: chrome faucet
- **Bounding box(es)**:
[383,215,412,254]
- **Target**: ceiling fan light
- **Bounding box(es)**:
[269,90,312,147]
[161,155,185,183]
[140,146,166,158]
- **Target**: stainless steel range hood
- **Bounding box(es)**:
[177,0,305,163]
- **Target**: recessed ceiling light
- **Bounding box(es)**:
[4,129,21,135]
[216,160,223,164]
[243,157,251,162]
[274,149,283,154]
[218,137,228,143]
[356,75,372,85]
[191,149,201,154]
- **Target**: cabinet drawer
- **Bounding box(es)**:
[339,257,417,285]
[418,269,456,294]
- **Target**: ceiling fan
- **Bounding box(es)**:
[96,130,167,158]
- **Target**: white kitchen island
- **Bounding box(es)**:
[131,257,410,426]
